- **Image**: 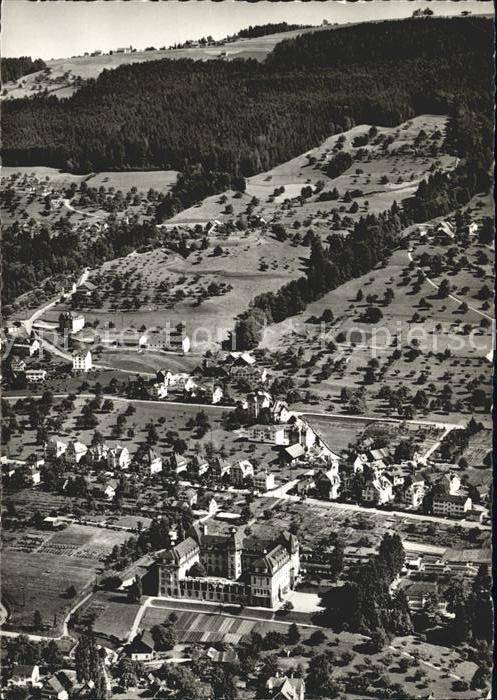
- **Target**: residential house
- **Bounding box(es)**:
[9,664,41,688]
[107,445,130,470]
[362,475,394,505]
[178,488,197,507]
[402,474,425,509]
[94,479,118,501]
[196,495,218,516]
[146,448,163,475]
[245,391,273,420]
[45,438,68,460]
[65,441,88,465]
[315,468,341,500]
[265,675,305,700]
[432,494,472,518]
[211,456,231,479]
[88,442,109,464]
[403,581,440,613]
[439,473,461,495]
[254,470,276,493]
[151,382,168,399]
[11,358,27,373]
[72,350,92,372]
[25,368,48,383]
[171,452,188,474]
[205,647,239,665]
[271,400,291,424]
[211,385,224,404]
[247,423,290,446]
[231,460,254,486]
[190,454,209,477]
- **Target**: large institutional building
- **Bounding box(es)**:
[153,524,300,609]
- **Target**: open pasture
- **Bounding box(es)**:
[85,170,179,194]
[56,230,308,351]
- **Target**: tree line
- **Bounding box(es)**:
[2,17,492,175]
[1,56,47,83]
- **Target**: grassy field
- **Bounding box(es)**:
[41,229,308,353]
[1,524,129,633]
[85,170,179,193]
[1,26,328,101]
[169,115,455,232]
[3,395,229,462]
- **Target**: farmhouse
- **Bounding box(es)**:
[139,332,191,354]
[11,337,40,358]
[9,664,41,688]
[125,631,155,661]
[171,452,188,474]
[40,675,69,700]
[72,349,92,373]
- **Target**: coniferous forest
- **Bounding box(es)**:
[2,17,493,176]
[1,56,47,83]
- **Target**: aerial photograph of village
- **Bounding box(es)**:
[0,1,494,698]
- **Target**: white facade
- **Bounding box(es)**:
[107,446,130,470]
[25,369,47,382]
[72,350,92,372]
[254,471,276,492]
[433,495,472,518]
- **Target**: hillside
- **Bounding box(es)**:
[2,17,493,176]
[0,25,325,102]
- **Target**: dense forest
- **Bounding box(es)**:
[1,56,47,83]
[236,22,312,39]
[2,17,493,175]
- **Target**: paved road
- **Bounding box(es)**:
[264,492,490,531]
[0,591,92,642]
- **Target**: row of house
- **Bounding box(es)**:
[44,438,163,475]
[172,452,276,492]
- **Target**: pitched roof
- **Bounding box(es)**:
[284,444,305,459]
